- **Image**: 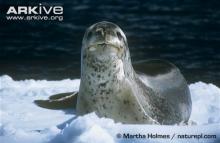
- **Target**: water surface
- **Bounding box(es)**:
[0,0,219,85]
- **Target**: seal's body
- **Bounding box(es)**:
[35,21,192,125]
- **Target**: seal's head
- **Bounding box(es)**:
[83,21,127,49]
[81,21,134,83]
[82,21,130,65]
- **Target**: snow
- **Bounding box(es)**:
[189,82,220,124]
[0,75,220,143]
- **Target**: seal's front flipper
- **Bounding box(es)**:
[49,92,76,100]
[34,92,78,109]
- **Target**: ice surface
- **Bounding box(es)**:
[0,75,220,143]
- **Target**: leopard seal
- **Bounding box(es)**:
[35,21,192,125]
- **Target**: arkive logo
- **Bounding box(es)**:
[6,3,63,15]
[5,3,64,21]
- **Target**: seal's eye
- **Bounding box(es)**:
[87,31,92,39]
[116,31,123,41]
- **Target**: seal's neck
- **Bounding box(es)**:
[80,58,134,93]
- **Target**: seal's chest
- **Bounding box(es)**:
[92,78,122,97]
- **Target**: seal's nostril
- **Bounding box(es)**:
[116,31,123,40]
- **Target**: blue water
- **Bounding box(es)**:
[0,0,220,85]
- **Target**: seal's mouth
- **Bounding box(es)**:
[87,42,120,53]
[86,42,121,62]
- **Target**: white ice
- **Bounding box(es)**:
[0,75,219,143]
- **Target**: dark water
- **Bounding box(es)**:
[0,0,220,86]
